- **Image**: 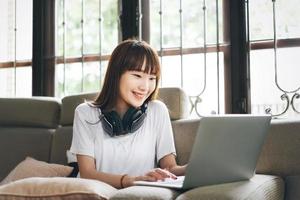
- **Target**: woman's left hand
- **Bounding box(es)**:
[144,168,177,181]
[121,168,176,188]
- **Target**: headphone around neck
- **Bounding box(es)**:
[100,103,148,137]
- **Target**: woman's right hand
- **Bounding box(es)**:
[122,168,177,187]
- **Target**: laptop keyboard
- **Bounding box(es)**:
[157,176,185,184]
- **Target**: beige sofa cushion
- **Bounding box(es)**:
[60,87,190,126]
[0,128,54,181]
[50,126,73,164]
[0,157,73,186]
[60,92,98,126]
[175,174,284,200]
[157,87,190,120]
[171,119,200,165]
[0,97,61,128]
[110,185,180,200]
[256,119,300,177]
[0,177,117,200]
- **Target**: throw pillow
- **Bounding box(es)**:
[0,177,117,200]
[0,157,73,186]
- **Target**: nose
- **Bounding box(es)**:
[138,77,149,91]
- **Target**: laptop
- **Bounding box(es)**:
[134,114,271,190]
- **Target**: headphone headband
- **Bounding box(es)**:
[100,103,148,137]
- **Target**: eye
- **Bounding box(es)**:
[132,73,142,78]
[149,76,156,81]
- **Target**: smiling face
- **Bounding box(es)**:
[93,40,161,112]
[116,66,157,115]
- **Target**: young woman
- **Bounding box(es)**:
[70,39,186,189]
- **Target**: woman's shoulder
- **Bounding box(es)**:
[147,100,168,112]
[75,102,100,115]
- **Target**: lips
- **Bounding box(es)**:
[133,91,146,100]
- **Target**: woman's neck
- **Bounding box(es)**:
[114,101,130,119]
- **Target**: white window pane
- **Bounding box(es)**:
[160,55,181,88]
[182,1,203,48]
[149,0,160,50]
[65,63,83,95]
[55,0,118,97]
[0,67,31,97]
[275,0,300,39]
[55,60,109,98]
[0,68,15,97]
[160,53,225,117]
[99,60,108,89]
[161,0,180,48]
[182,53,224,116]
[205,0,223,44]
[101,0,118,55]
[16,0,32,60]
[249,0,274,41]
[0,0,15,62]
[55,63,65,98]
[56,0,64,57]
[83,0,100,54]
[16,67,32,97]
[65,0,82,57]
[249,0,300,40]
[0,0,32,98]
[250,48,300,118]
[83,62,101,92]
[182,0,223,47]
[150,0,225,117]
[276,47,300,89]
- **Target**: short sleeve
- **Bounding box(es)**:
[70,104,95,158]
[153,101,176,162]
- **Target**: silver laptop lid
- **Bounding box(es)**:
[183,114,271,189]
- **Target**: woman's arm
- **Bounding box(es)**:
[77,155,174,188]
[159,154,186,176]
[77,155,128,188]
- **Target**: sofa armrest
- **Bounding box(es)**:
[285,175,300,200]
[175,174,284,200]
[256,119,300,177]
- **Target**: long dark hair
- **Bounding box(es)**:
[93,39,161,111]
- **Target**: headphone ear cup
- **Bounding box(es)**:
[122,107,143,133]
[102,111,123,136]
[122,107,137,132]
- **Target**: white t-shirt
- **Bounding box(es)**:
[70,100,176,176]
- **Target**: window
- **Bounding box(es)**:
[0,0,32,97]
[55,0,118,97]
[1,1,299,119]
[149,0,226,117]
[249,0,300,118]
[54,0,227,118]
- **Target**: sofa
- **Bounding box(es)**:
[0,87,299,200]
